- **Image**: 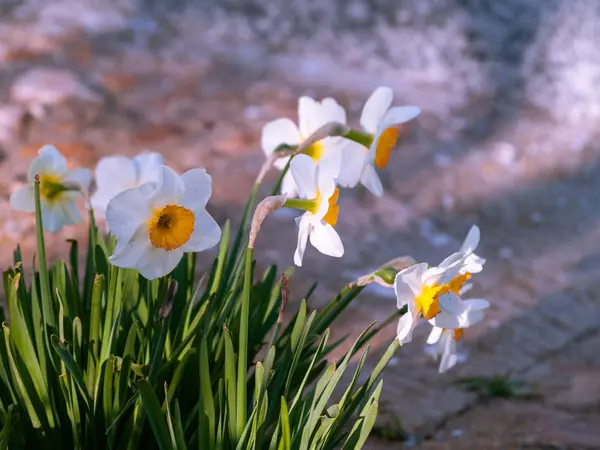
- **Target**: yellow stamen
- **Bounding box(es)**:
[322,188,340,227]
[302,141,325,161]
[148,205,194,251]
[374,127,399,169]
[452,328,464,341]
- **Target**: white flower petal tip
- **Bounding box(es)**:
[396,312,415,345]
[107,165,221,280]
[383,106,422,127]
[92,152,164,219]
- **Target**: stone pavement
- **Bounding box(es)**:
[1,2,600,448]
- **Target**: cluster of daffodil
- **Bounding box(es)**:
[10,145,221,280]
[394,226,489,372]
[261,86,421,266]
[260,86,489,373]
[9,86,489,373]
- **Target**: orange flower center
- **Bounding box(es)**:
[416,272,472,320]
[148,205,194,251]
[452,328,464,341]
[322,188,340,227]
[374,127,399,169]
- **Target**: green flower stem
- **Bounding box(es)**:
[344,129,373,147]
[269,144,296,196]
[223,183,259,293]
[33,176,58,343]
[236,247,253,440]
[283,197,318,212]
[269,158,291,196]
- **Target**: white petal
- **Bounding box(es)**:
[28,145,67,180]
[436,253,464,282]
[40,200,81,233]
[460,225,480,254]
[280,172,299,197]
[394,272,416,309]
[10,185,35,213]
[463,253,485,274]
[336,142,367,188]
[64,167,92,193]
[422,266,447,286]
[317,168,335,205]
[106,186,152,247]
[260,118,302,158]
[290,155,317,199]
[309,222,344,258]
[439,351,458,373]
[181,168,212,210]
[360,87,393,133]
[460,298,489,327]
[426,326,444,345]
[317,146,342,180]
[429,311,461,329]
[465,298,490,312]
[95,156,136,189]
[136,246,184,280]
[59,195,84,225]
[396,312,415,344]
[134,152,164,185]
[298,96,319,137]
[438,292,464,316]
[438,252,464,270]
[148,165,185,209]
[180,208,221,253]
[319,97,347,124]
[293,216,311,266]
[381,106,421,127]
[360,164,383,197]
[397,263,428,295]
[109,224,150,267]
[92,156,137,214]
[461,310,485,328]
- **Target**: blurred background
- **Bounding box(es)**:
[2,0,600,448]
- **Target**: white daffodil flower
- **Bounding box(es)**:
[91,152,163,218]
[284,154,343,266]
[10,145,91,233]
[261,96,347,197]
[107,165,221,280]
[394,225,486,345]
[338,86,420,197]
[426,298,490,373]
[394,262,466,345]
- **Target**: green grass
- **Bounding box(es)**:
[0,182,402,449]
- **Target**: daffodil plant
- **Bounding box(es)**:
[0,86,489,449]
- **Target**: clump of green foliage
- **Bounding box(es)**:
[0,182,400,449]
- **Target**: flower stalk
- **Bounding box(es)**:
[33,175,58,361]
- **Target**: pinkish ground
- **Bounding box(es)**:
[1,2,600,448]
